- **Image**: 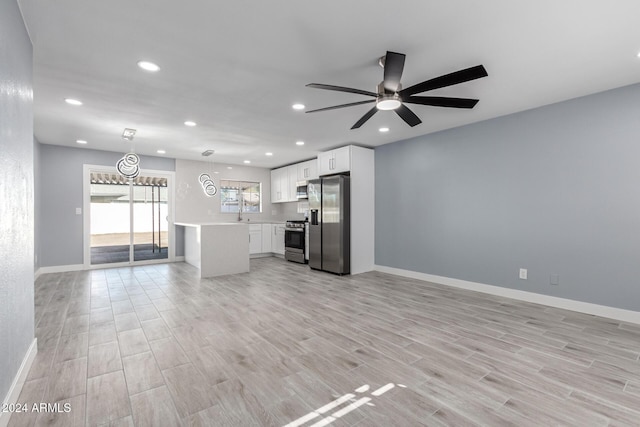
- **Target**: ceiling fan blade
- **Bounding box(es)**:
[351,106,379,129]
[383,51,406,93]
[306,99,375,113]
[306,83,378,98]
[395,104,422,127]
[399,65,488,97]
[403,96,479,109]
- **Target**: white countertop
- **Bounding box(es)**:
[174,222,248,227]
[175,221,284,227]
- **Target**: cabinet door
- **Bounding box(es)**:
[298,159,318,180]
[270,169,280,203]
[271,167,289,203]
[287,165,297,202]
[296,162,307,181]
[273,224,285,255]
[317,151,334,176]
[332,146,351,174]
[261,224,272,253]
[306,159,318,180]
[249,229,262,254]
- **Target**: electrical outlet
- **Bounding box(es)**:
[519,268,528,280]
[75,207,82,215]
[550,274,559,286]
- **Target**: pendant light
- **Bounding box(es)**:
[116,128,140,179]
[199,149,217,196]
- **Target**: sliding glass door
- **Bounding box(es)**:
[85,167,173,267]
[132,176,168,262]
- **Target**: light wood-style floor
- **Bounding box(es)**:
[10,258,640,426]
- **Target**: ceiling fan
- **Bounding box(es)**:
[305,51,488,129]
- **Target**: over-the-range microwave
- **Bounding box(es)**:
[296,181,309,199]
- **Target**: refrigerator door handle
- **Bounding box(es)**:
[310,209,319,225]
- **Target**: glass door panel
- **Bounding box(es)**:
[89,170,171,265]
[90,175,131,265]
[133,176,168,262]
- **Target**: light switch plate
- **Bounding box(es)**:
[519,268,528,280]
[75,207,82,215]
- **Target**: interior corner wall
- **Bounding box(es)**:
[375,83,640,312]
[0,0,35,405]
[38,144,176,267]
[34,137,41,272]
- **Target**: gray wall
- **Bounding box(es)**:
[34,137,41,271]
[376,83,640,312]
[39,144,177,267]
[0,0,35,404]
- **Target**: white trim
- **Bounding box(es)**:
[34,268,42,281]
[83,164,177,268]
[37,259,188,275]
[37,264,84,275]
[374,265,640,325]
[0,339,37,427]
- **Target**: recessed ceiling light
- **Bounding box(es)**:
[65,98,82,106]
[265,152,273,156]
[227,166,233,169]
[296,141,305,146]
[76,139,87,144]
[157,149,166,154]
[379,127,390,133]
[637,51,640,58]
[137,61,160,72]
[292,103,305,110]
[243,160,251,164]
[184,121,197,127]
[213,171,219,174]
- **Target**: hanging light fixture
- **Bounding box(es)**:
[116,128,140,179]
[199,149,217,196]
[116,152,140,179]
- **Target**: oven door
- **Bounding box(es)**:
[284,228,305,250]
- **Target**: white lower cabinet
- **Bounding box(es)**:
[273,224,285,255]
[261,224,273,253]
[248,223,284,256]
[249,225,262,254]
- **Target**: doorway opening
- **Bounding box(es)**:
[84,166,174,267]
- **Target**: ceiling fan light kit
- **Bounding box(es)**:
[306,51,487,129]
[376,95,401,111]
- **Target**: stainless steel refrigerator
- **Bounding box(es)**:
[308,175,350,274]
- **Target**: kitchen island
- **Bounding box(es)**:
[175,222,249,278]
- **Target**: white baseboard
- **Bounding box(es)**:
[37,264,84,275]
[37,259,188,276]
[0,339,37,427]
[374,265,640,325]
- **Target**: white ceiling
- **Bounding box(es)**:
[18,0,640,169]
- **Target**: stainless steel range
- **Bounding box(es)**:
[284,220,307,264]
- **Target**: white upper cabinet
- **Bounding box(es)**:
[271,159,318,203]
[287,164,298,201]
[297,159,318,181]
[270,167,290,203]
[318,146,351,176]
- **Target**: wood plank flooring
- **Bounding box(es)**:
[9,258,640,426]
